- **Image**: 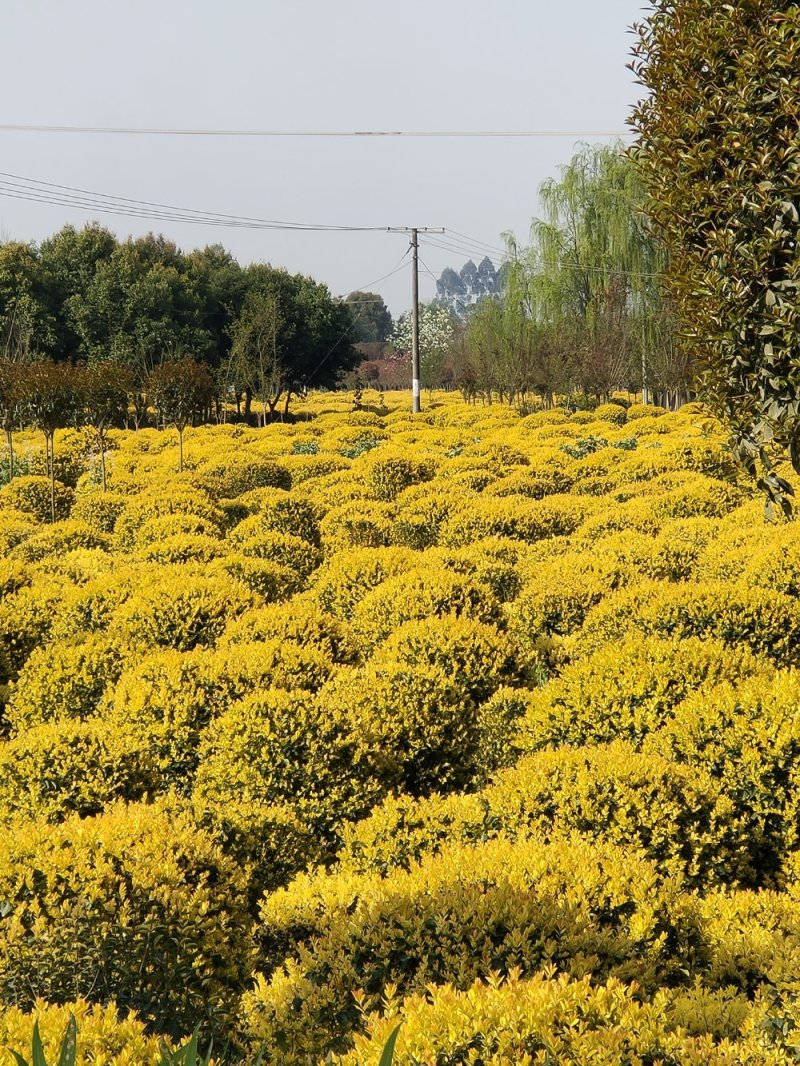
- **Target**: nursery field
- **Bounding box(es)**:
[2,389,800,1064]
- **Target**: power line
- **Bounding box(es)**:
[0,171,414,233]
[0,124,633,138]
[423,236,504,261]
[448,228,510,257]
[421,235,505,265]
[0,168,666,283]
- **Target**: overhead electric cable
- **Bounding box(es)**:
[0,124,632,138]
[0,171,412,233]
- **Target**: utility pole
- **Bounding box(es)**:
[411,228,421,413]
[387,226,444,413]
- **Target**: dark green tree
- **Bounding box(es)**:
[67,236,212,370]
[227,266,358,420]
[38,224,117,360]
[0,243,57,360]
[344,291,393,343]
[225,291,283,423]
[631,0,800,512]
[183,244,246,371]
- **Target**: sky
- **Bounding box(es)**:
[0,0,648,316]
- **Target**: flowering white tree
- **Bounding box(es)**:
[391,304,456,388]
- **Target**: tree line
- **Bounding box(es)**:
[0,227,360,422]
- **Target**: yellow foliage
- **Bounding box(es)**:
[221,596,358,662]
[0,799,252,1038]
[335,971,763,1066]
[339,740,756,888]
[194,688,368,841]
[517,634,762,753]
[0,1000,167,1066]
[350,565,503,653]
[0,717,156,823]
[112,567,258,651]
[310,545,418,619]
[242,834,700,1061]
[7,635,128,730]
[0,475,73,522]
[576,579,800,665]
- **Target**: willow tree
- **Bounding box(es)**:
[513,143,676,403]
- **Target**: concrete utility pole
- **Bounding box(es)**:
[388,226,444,413]
[411,228,421,413]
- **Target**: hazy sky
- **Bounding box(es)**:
[1,0,648,314]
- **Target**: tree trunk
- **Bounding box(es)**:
[5,428,13,481]
[244,388,253,422]
[99,430,107,492]
[283,390,292,420]
[47,433,56,524]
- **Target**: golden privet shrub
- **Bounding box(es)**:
[363,451,434,501]
[576,580,800,667]
[0,999,168,1066]
[114,569,258,651]
[439,495,586,547]
[506,556,618,649]
[0,475,73,522]
[371,615,523,703]
[212,553,301,602]
[113,489,225,549]
[334,972,757,1066]
[196,455,291,497]
[227,527,322,578]
[646,670,800,884]
[6,635,127,730]
[105,649,226,787]
[221,597,357,663]
[474,685,538,776]
[234,489,320,545]
[70,491,128,534]
[350,567,502,653]
[49,571,138,641]
[517,634,762,752]
[318,500,395,553]
[0,583,62,681]
[193,689,369,843]
[319,661,484,796]
[10,520,110,563]
[0,799,253,1038]
[131,512,224,547]
[0,718,156,824]
[106,641,334,791]
[132,533,225,566]
[194,796,322,902]
[388,484,468,548]
[310,545,417,619]
[31,547,116,586]
[243,835,701,1062]
[0,511,36,555]
[593,402,628,424]
[338,741,754,889]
